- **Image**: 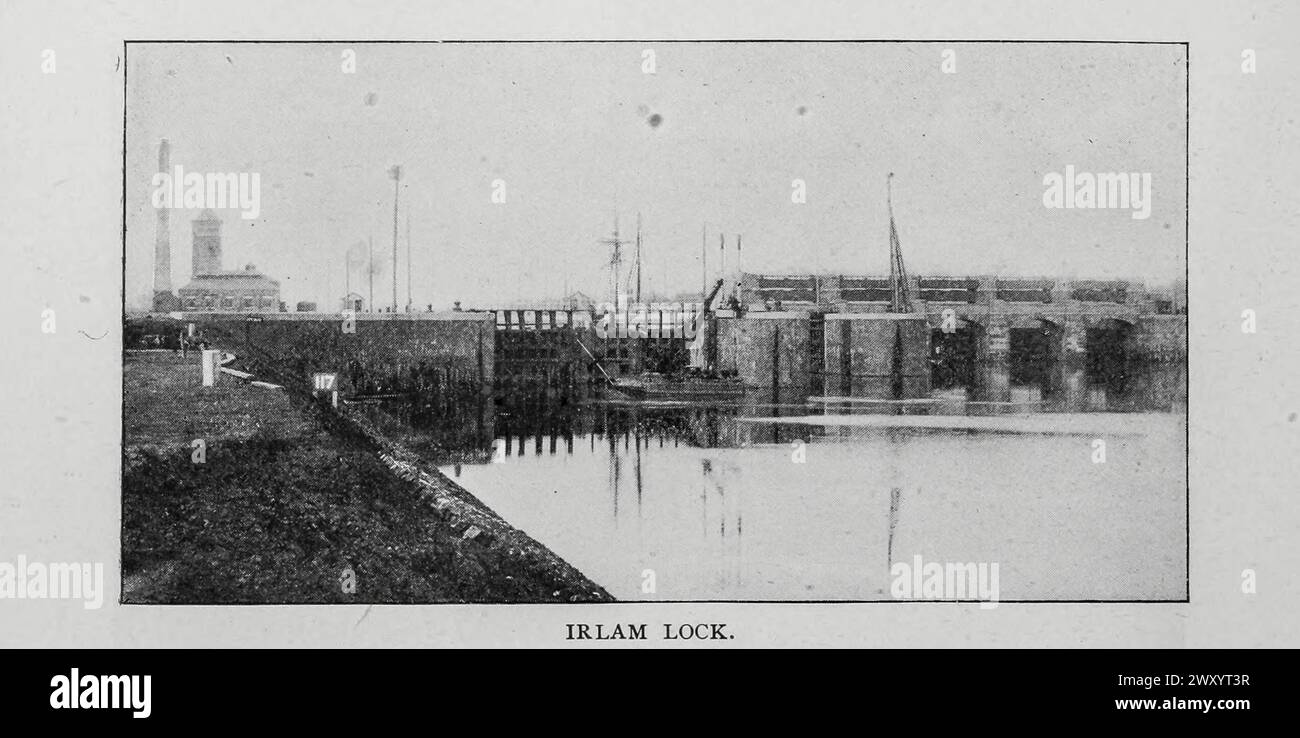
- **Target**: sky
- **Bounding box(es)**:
[125,42,1187,310]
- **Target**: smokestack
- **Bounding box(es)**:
[152,139,172,304]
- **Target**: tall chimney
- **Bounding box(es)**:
[152,139,172,305]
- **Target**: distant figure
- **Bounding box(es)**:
[179,331,188,358]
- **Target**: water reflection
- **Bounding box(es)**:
[361,384,1188,601]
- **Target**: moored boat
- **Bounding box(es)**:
[609,372,746,401]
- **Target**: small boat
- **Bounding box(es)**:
[609,373,747,402]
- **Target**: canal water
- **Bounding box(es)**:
[365,386,1187,602]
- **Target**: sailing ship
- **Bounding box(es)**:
[607,274,746,401]
[584,216,747,402]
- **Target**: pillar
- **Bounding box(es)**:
[1058,320,1089,411]
[977,320,1010,403]
[201,349,219,387]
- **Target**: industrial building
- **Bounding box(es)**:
[175,210,281,312]
[148,138,281,313]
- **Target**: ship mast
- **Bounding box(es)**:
[886,172,913,313]
[599,216,628,307]
[700,223,707,307]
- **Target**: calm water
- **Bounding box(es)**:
[409,396,1187,602]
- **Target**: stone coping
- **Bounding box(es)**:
[135,311,495,322]
[823,313,929,321]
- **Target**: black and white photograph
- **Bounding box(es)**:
[7,0,1300,693]
[121,40,1187,604]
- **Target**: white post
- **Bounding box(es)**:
[201,350,218,386]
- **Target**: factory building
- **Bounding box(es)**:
[176,209,281,312]
[147,139,281,313]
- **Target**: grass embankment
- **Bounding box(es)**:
[123,351,612,603]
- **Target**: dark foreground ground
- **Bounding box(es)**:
[123,351,612,603]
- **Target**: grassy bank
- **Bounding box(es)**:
[123,351,612,603]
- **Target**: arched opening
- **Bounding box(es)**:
[1085,318,1135,396]
[1009,320,1060,400]
[929,323,981,393]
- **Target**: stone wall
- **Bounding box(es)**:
[716,313,811,396]
[188,312,495,395]
[823,314,931,399]
[1131,315,1187,364]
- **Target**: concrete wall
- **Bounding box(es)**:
[823,313,930,399]
[186,312,495,395]
[1131,315,1187,364]
[716,313,811,396]
[1117,315,1187,411]
[744,273,1179,315]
